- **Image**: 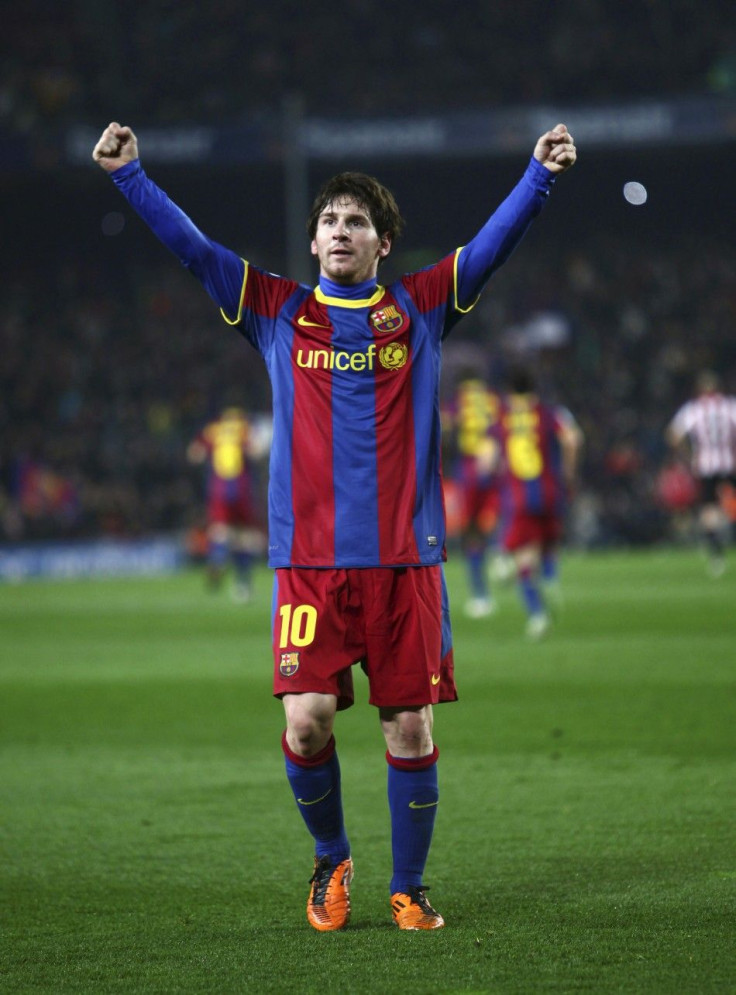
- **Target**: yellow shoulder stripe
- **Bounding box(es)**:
[453,246,480,315]
[220,259,249,326]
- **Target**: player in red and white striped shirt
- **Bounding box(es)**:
[667,370,736,576]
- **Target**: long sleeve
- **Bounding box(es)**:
[456,157,556,310]
[111,160,245,318]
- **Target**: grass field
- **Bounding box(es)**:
[1,548,735,993]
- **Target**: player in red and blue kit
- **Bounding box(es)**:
[187,406,264,600]
[93,120,576,930]
[495,368,583,639]
[443,376,502,618]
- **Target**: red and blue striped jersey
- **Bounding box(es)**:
[444,379,500,486]
[196,409,253,502]
[495,394,572,517]
[226,259,459,566]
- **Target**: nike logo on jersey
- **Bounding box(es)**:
[297,787,333,806]
[297,316,331,329]
[431,674,441,685]
[409,800,439,809]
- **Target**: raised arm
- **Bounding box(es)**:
[557,408,584,493]
[92,122,245,317]
[456,124,576,311]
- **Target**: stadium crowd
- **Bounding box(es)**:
[3,0,735,548]
[3,0,735,135]
[3,225,734,546]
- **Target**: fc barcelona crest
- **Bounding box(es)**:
[370,304,405,334]
[279,652,300,677]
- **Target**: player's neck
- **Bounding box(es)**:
[318,274,377,300]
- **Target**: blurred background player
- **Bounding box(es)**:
[666,370,736,577]
[443,374,503,618]
[187,406,265,601]
[494,368,583,638]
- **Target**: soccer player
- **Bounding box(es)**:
[494,368,583,639]
[666,370,736,577]
[444,375,502,618]
[187,405,264,601]
[92,120,576,930]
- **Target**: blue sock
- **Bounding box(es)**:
[541,552,557,584]
[208,538,229,569]
[387,747,439,894]
[466,549,489,598]
[282,732,350,864]
[704,528,724,556]
[232,549,252,582]
[518,567,544,616]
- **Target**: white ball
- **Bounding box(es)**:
[623,181,648,206]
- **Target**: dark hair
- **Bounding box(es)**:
[506,366,536,394]
[696,369,721,393]
[306,171,405,243]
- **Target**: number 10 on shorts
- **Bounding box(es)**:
[278,604,317,648]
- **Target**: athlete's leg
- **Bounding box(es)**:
[206,521,230,588]
[282,692,352,930]
[541,540,563,613]
[282,692,348,857]
[514,543,543,610]
[514,543,549,637]
[380,706,438,892]
[460,487,496,618]
[229,526,256,601]
[380,705,444,928]
[462,528,495,617]
[541,545,558,584]
[700,502,728,576]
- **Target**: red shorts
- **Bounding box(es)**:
[502,511,562,552]
[461,481,500,534]
[208,494,258,527]
[272,566,457,711]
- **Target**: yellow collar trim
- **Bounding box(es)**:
[314,285,385,308]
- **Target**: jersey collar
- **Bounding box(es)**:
[316,275,385,308]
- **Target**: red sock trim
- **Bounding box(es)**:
[385,744,439,771]
[281,730,336,768]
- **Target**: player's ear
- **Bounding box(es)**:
[378,234,391,258]
[310,239,319,257]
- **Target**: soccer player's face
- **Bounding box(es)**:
[311,197,391,285]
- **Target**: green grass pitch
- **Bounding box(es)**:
[1,549,734,993]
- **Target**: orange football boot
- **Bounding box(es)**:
[391,887,445,930]
[306,856,354,931]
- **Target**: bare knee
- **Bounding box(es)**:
[514,544,540,574]
[380,705,434,758]
[283,692,337,757]
[701,504,724,531]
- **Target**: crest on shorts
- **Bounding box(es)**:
[279,652,300,677]
[370,304,405,334]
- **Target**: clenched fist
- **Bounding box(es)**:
[533,123,576,175]
[92,122,139,172]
